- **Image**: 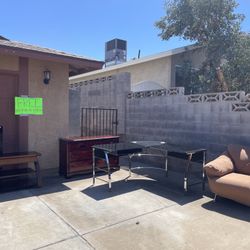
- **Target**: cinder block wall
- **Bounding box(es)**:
[69,72,131,137]
[69,71,250,160]
[126,89,250,159]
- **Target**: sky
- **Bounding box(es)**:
[1,0,250,61]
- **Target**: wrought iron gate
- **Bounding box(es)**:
[81,108,118,136]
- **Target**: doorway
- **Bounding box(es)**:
[0,73,19,153]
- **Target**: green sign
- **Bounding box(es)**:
[15,97,43,115]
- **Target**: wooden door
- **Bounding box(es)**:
[0,74,19,153]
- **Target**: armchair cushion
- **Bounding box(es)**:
[208,173,250,207]
[228,144,250,175]
[204,151,234,177]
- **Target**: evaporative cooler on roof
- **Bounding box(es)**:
[105,38,127,67]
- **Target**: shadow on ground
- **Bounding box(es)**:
[1,164,250,225]
[0,168,90,202]
[82,166,205,207]
[202,198,250,222]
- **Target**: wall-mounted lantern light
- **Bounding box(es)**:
[43,70,51,84]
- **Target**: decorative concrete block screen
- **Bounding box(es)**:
[69,71,250,158]
[126,88,250,158]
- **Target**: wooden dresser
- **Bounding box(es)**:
[59,135,119,178]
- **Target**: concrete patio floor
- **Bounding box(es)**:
[0,166,249,250]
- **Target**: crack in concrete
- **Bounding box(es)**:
[33,193,178,250]
[34,235,78,250]
[81,202,178,236]
[34,196,95,250]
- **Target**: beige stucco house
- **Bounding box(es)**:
[0,36,103,169]
[69,45,205,90]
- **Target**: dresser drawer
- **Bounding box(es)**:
[69,142,91,152]
[69,160,92,173]
[68,138,118,152]
[68,159,116,174]
[59,136,119,177]
[69,150,92,162]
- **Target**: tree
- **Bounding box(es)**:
[175,60,202,94]
[223,33,250,92]
[156,0,245,92]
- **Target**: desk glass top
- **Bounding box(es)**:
[92,141,206,157]
[130,141,205,155]
[165,144,206,155]
[92,142,143,156]
[131,141,166,148]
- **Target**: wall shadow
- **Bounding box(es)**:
[0,168,92,203]
[202,198,250,222]
[82,169,204,206]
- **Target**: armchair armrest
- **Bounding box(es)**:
[204,151,234,177]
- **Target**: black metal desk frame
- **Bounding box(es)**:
[128,142,206,192]
[125,141,167,180]
[165,147,206,192]
[92,143,143,190]
[92,142,206,192]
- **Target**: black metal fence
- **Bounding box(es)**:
[81,108,118,136]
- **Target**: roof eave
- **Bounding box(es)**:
[69,44,199,80]
[0,45,104,70]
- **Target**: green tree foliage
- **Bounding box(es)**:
[156,0,247,93]
[224,33,250,92]
[175,60,217,94]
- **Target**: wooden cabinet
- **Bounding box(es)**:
[0,151,42,188]
[59,136,119,178]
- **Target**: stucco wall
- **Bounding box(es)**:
[0,54,19,71]
[129,57,171,88]
[69,57,172,89]
[28,59,69,169]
